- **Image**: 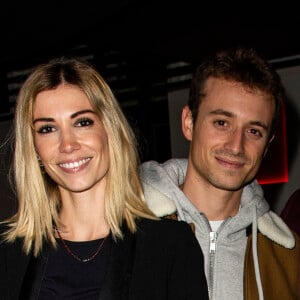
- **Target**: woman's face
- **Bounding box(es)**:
[33,84,110,194]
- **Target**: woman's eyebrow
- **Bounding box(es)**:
[71,109,96,119]
[33,117,54,124]
[33,109,96,124]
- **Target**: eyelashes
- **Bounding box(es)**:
[75,117,94,127]
[36,117,95,134]
[37,125,55,134]
[212,119,264,139]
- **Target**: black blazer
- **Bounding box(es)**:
[0,218,208,300]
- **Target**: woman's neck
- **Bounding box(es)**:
[57,189,109,241]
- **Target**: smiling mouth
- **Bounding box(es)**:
[216,157,245,168]
[59,158,91,169]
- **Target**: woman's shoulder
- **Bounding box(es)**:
[138,216,188,228]
[0,223,23,252]
[136,217,196,242]
[132,218,203,263]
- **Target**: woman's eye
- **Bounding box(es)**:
[37,125,55,134]
[75,118,94,127]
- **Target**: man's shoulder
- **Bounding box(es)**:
[258,211,295,249]
[142,184,178,217]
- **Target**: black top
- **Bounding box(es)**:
[0,218,209,300]
[39,236,111,299]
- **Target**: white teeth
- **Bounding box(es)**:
[59,158,91,169]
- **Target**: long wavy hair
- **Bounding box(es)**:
[2,57,156,256]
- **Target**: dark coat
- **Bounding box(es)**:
[0,218,209,300]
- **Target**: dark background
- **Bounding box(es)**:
[1,2,300,161]
[0,1,300,219]
[1,2,300,66]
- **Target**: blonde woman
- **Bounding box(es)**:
[0,57,208,300]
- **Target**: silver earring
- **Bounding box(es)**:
[39,161,46,174]
[37,156,44,168]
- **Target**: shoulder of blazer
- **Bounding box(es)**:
[162,213,196,233]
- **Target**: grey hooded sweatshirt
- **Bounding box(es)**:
[140,158,295,300]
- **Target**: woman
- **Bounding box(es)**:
[0,57,208,300]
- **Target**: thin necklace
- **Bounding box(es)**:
[55,227,108,263]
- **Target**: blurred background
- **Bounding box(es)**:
[0,1,299,220]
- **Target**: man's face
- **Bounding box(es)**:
[182,77,275,192]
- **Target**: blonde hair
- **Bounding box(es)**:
[3,57,156,256]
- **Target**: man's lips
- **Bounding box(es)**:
[215,156,245,168]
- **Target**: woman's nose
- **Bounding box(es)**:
[59,130,81,153]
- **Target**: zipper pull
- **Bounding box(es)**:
[209,231,217,253]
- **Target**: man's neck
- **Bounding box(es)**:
[181,179,242,221]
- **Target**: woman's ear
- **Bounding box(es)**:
[181,105,193,141]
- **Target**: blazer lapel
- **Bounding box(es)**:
[19,243,50,299]
[5,238,31,300]
[99,225,136,300]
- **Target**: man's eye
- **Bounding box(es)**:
[37,125,55,134]
[249,128,262,137]
[215,120,227,126]
[75,118,94,127]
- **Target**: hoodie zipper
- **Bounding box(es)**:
[199,214,217,299]
[205,217,230,299]
[209,231,217,299]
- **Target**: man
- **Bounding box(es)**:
[140,47,299,299]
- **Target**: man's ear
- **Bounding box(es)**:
[182,105,193,141]
[263,134,275,157]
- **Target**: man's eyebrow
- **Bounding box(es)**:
[209,109,233,117]
[209,109,269,131]
[33,109,96,125]
[249,120,269,131]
